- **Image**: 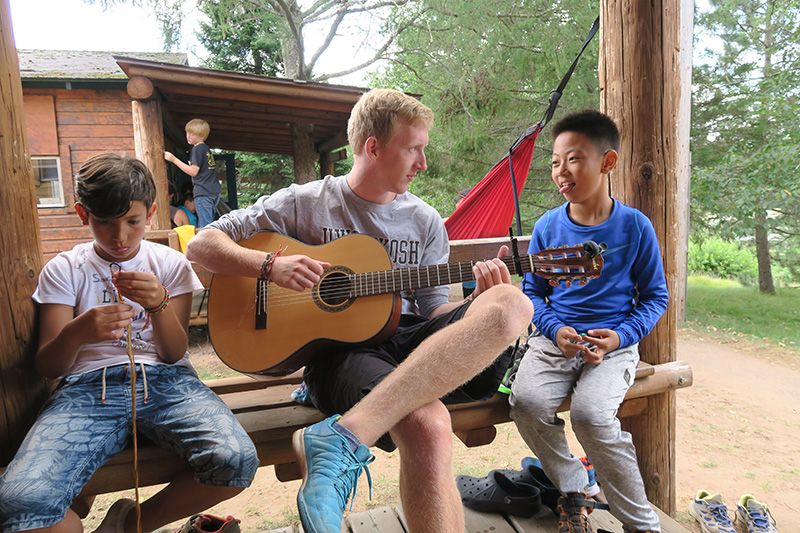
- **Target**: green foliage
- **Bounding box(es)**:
[686,276,800,350]
[197,0,284,76]
[691,0,800,287]
[374,1,600,226]
[688,238,795,286]
[688,238,758,284]
[233,152,295,206]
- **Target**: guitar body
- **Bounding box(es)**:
[208,233,402,376]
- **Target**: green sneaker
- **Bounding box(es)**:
[736,495,779,533]
[688,490,736,533]
[293,415,374,533]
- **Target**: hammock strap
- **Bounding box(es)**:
[509,16,600,235]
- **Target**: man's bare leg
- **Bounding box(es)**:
[293,284,532,532]
[391,401,464,533]
[341,283,532,445]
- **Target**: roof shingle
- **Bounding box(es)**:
[17,49,188,80]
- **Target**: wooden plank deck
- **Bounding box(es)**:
[263,502,689,532]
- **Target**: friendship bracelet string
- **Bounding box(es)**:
[109,262,142,533]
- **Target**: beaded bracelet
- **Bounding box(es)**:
[144,286,170,314]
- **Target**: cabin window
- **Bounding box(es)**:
[32,157,65,207]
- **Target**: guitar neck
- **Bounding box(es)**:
[350,255,535,297]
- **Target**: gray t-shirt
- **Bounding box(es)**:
[209,175,450,317]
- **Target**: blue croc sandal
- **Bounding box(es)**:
[456,470,542,517]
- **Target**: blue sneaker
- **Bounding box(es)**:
[522,456,599,496]
[291,381,313,406]
[689,490,737,533]
[736,494,779,533]
[292,415,374,533]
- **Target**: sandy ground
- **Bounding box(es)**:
[82,328,800,532]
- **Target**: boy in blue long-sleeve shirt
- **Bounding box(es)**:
[509,110,668,533]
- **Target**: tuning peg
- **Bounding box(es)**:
[549,279,559,287]
[578,278,588,286]
[564,280,572,288]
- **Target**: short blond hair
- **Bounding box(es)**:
[185,118,210,140]
[347,89,433,155]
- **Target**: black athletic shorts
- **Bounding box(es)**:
[303,301,515,451]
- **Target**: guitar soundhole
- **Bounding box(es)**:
[313,267,355,312]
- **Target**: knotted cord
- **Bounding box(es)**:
[110,262,142,533]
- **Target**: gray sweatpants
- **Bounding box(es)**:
[509,334,660,532]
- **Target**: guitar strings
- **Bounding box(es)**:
[252,257,596,308]
[256,252,596,306]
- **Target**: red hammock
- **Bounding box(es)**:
[444,126,540,240]
[443,17,599,241]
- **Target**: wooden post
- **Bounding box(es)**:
[0,0,48,465]
[130,80,170,230]
[599,0,693,514]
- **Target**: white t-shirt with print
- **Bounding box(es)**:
[33,240,204,377]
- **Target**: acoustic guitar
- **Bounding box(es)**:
[207,232,604,376]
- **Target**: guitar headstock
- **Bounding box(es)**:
[530,241,606,287]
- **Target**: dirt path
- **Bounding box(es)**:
[674,330,800,530]
[83,329,800,531]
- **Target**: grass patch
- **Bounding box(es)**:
[686,276,800,350]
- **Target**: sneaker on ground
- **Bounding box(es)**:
[688,490,737,533]
[736,494,779,533]
[175,514,241,533]
[293,415,374,533]
[91,498,136,533]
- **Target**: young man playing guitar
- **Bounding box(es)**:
[186,88,533,533]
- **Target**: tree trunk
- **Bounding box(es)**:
[754,208,775,294]
[279,1,318,182]
[599,0,693,514]
[754,5,776,295]
[0,0,49,465]
[291,122,318,183]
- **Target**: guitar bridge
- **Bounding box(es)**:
[255,278,268,330]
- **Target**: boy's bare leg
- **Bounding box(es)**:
[123,471,243,532]
[24,510,82,533]
[391,401,464,533]
[341,283,532,445]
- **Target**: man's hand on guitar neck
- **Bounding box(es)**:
[470,245,513,299]
[271,255,331,291]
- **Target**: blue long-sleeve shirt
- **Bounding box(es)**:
[522,199,669,349]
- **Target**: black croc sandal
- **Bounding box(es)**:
[456,470,542,517]
[520,461,562,514]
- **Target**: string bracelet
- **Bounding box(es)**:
[144,286,170,314]
[258,247,285,281]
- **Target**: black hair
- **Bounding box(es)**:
[74,153,156,219]
[552,110,620,153]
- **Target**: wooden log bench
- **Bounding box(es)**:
[1,236,694,519]
[76,359,692,501]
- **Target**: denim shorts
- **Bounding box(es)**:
[0,364,258,532]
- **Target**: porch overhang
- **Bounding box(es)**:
[115,56,368,155]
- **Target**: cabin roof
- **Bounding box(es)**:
[17,49,188,80]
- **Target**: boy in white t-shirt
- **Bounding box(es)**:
[0,154,257,533]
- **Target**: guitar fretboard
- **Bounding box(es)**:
[349,255,534,297]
